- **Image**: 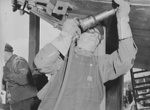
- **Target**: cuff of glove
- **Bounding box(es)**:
[51,31,72,56]
[117,17,132,40]
[117,17,129,23]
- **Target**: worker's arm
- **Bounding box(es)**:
[34,19,81,74]
[34,43,62,74]
[99,1,138,83]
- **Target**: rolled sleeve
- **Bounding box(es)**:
[99,38,137,83]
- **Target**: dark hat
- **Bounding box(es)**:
[5,43,13,52]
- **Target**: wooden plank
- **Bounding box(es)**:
[135,85,150,90]
[28,12,40,71]
[134,75,150,80]
[135,81,150,85]
[138,91,150,96]
[136,96,150,101]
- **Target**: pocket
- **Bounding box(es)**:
[66,62,98,88]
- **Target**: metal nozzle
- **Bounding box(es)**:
[79,8,118,31]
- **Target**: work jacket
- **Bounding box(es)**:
[3,54,37,104]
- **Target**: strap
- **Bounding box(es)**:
[53,40,75,110]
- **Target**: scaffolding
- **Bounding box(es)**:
[130,68,150,110]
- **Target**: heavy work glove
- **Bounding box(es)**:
[115,0,130,19]
[114,0,132,40]
[52,18,81,56]
[62,18,81,38]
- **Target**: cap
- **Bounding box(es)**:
[5,43,13,52]
[95,24,104,35]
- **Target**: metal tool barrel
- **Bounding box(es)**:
[79,8,117,31]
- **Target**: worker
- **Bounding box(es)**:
[34,0,138,110]
[3,43,38,110]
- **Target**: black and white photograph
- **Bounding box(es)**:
[0,0,150,110]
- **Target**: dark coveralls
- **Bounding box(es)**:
[3,54,38,110]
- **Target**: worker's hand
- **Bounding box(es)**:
[115,0,130,19]
[62,18,81,38]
